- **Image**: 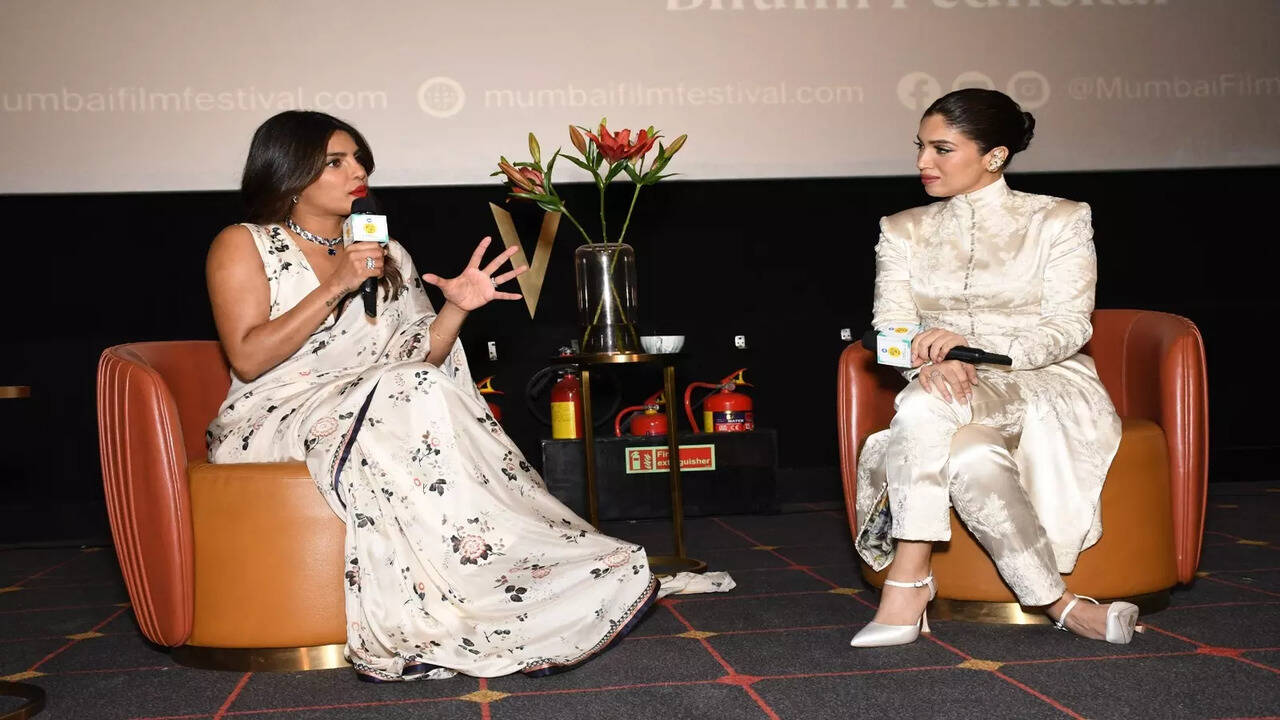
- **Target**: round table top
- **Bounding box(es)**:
[554,352,686,365]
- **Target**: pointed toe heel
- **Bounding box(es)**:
[849,574,936,648]
[1105,601,1140,644]
[1052,595,1141,645]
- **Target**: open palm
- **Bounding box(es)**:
[422,237,527,311]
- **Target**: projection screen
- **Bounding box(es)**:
[1,0,1277,193]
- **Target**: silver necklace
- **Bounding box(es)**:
[285,218,342,255]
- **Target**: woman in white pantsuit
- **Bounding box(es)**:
[850,89,1139,647]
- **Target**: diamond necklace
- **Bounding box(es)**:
[285,218,343,255]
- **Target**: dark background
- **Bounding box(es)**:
[2,166,1275,546]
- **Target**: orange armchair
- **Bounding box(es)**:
[97,341,347,669]
[838,310,1208,618]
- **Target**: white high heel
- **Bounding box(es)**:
[850,574,937,648]
[1052,594,1141,644]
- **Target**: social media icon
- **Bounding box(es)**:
[417,77,466,118]
[952,71,995,91]
[897,72,941,111]
[1006,71,1050,110]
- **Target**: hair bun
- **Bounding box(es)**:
[1017,111,1036,153]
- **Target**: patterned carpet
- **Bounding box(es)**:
[1,482,1277,719]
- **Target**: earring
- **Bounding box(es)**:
[291,195,299,204]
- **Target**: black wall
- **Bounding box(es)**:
[2,166,1275,545]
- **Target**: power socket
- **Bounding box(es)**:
[733,335,747,350]
[840,328,852,341]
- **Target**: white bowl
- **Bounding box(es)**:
[641,335,685,354]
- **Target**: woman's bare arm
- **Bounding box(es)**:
[206,225,377,381]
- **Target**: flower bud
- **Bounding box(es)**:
[528,133,542,165]
[498,160,535,192]
[569,125,589,156]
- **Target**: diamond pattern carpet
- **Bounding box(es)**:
[1,482,1277,719]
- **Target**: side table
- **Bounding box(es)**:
[560,353,706,577]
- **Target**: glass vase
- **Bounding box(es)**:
[575,243,641,354]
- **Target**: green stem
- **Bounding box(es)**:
[616,183,642,247]
[559,207,594,244]
[597,176,608,244]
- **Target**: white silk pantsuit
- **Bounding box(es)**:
[854,178,1122,606]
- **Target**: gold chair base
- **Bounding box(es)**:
[925,590,1171,625]
[0,681,46,720]
[647,555,708,577]
[172,643,350,672]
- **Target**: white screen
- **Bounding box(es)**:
[1,0,1277,193]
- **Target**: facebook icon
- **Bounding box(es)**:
[897,72,941,111]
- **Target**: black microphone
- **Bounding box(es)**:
[343,196,389,318]
[860,330,1013,366]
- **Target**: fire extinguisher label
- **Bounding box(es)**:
[625,445,717,473]
[711,410,754,432]
[551,402,580,439]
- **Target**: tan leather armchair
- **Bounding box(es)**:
[97,341,347,669]
[837,310,1208,620]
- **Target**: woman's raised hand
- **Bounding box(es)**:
[911,327,968,366]
[422,237,528,311]
[329,241,387,293]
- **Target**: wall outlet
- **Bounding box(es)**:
[487,341,498,361]
[840,328,852,341]
[734,335,747,350]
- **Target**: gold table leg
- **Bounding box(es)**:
[568,358,706,576]
[580,368,599,528]
[648,363,706,577]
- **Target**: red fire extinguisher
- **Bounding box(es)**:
[684,368,754,433]
[476,376,504,423]
[614,390,668,437]
[550,368,585,439]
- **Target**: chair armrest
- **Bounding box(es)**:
[97,346,194,647]
[837,343,907,542]
[1088,310,1209,584]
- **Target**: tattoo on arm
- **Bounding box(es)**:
[325,288,354,308]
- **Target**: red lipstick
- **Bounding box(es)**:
[350,185,368,198]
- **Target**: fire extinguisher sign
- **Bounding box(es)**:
[624,445,716,474]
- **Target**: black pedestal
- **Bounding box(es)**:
[541,430,778,521]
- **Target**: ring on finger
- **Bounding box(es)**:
[365,257,375,270]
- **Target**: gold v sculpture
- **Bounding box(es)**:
[489,203,561,319]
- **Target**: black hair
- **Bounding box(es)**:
[239,111,402,303]
[923,89,1035,167]
[241,110,375,223]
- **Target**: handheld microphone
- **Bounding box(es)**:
[343,195,389,318]
[860,329,1013,367]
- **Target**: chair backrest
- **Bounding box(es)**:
[1084,309,1209,583]
[97,340,232,647]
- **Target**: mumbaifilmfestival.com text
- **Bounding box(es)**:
[482,82,863,109]
[0,87,389,114]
